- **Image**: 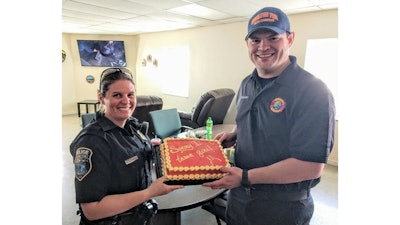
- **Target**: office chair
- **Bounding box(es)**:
[179,88,235,129]
[81,113,96,128]
[131,95,163,139]
[201,190,228,225]
[149,108,193,139]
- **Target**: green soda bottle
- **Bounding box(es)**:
[206,117,213,140]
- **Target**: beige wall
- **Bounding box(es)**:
[329,121,339,166]
[62,34,139,114]
[62,9,338,165]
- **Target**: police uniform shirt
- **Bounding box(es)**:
[235,55,336,191]
[70,114,152,203]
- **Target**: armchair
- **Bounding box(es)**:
[201,190,228,225]
[179,88,235,129]
[131,95,163,138]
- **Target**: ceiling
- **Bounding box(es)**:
[62,0,338,35]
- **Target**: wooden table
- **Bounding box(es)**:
[77,100,100,117]
[151,124,235,225]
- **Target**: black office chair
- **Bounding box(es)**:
[131,95,163,139]
[179,88,235,129]
[201,190,228,225]
[149,108,193,140]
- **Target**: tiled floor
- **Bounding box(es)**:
[62,114,338,225]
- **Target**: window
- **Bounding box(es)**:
[304,38,338,119]
[159,46,189,97]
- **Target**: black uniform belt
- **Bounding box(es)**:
[80,199,158,225]
[80,207,140,225]
[249,189,310,202]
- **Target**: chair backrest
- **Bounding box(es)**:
[131,95,163,138]
[81,113,96,128]
[192,88,235,126]
[149,108,183,139]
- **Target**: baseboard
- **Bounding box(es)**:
[62,113,78,116]
[327,159,338,166]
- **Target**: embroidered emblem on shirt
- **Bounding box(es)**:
[74,147,93,181]
[270,97,286,113]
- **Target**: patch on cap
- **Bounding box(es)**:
[251,11,279,26]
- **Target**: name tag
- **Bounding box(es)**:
[125,155,138,165]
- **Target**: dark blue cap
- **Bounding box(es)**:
[246,7,291,39]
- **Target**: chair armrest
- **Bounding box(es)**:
[181,120,200,129]
[182,125,194,131]
[178,111,192,120]
[179,110,200,128]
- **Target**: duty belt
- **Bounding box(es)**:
[79,199,157,225]
[79,207,140,225]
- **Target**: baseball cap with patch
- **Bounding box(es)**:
[246,7,291,39]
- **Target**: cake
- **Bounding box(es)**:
[160,138,230,181]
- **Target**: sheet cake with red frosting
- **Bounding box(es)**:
[160,138,230,182]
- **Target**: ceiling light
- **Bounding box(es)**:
[167,3,230,20]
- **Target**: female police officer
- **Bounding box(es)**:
[70,68,184,225]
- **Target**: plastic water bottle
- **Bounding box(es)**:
[206,117,213,140]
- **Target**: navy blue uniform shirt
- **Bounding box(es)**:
[70,113,153,203]
[235,56,336,191]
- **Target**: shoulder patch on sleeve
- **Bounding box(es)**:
[74,147,93,181]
